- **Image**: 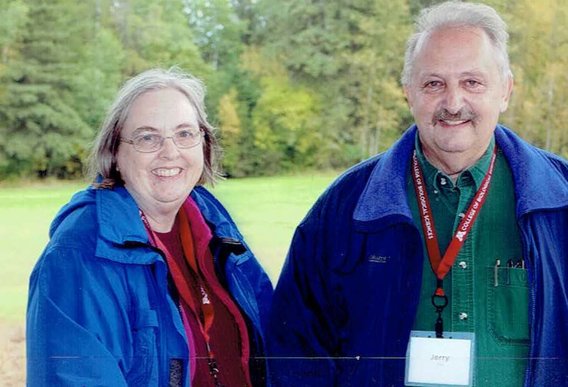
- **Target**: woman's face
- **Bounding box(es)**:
[116,88,204,219]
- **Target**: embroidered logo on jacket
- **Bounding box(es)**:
[368,255,389,264]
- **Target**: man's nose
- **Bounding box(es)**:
[442,85,465,115]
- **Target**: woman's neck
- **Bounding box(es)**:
[141,208,177,233]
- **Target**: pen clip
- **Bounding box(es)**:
[494,259,501,287]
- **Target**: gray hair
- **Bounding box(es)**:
[87,67,220,188]
[401,1,512,86]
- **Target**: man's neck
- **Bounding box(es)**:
[422,148,487,183]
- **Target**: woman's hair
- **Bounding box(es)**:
[401,1,512,86]
[87,67,220,188]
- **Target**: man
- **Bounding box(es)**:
[267,2,568,386]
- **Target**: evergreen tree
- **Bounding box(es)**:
[261,0,411,165]
[0,0,92,178]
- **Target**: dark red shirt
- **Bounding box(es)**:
[154,201,251,387]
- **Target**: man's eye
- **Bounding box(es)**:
[465,80,481,88]
[422,81,443,91]
[426,81,442,88]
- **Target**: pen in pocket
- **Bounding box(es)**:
[494,259,500,287]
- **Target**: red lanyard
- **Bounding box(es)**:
[177,209,216,354]
[411,146,497,336]
[140,210,216,356]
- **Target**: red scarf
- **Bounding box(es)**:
[143,198,252,386]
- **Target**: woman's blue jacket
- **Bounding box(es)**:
[27,185,273,386]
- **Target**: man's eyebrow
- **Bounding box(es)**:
[460,70,486,78]
[418,70,487,79]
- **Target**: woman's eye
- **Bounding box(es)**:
[139,134,159,143]
[177,130,194,139]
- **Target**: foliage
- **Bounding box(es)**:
[261,0,412,164]
[0,0,93,179]
[503,0,568,157]
[0,0,567,180]
[252,75,321,173]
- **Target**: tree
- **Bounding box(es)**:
[261,0,411,164]
[252,75,321,173]
[0,0,28,76]
[111,0,209,77]
[0,0,93,178]
[217,88,243,176]
[503,0,568,157]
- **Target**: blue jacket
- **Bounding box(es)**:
[27,185,273,386]
[267,125,568,386]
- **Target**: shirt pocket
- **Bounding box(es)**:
[486,267,530,344]
[127,308,160,386]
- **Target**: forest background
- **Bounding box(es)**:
[1,0,567,182]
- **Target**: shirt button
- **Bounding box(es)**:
[433,190,439,194]
[458,261,467,269]
[459,312,468,320]
[458,212,465,218]
[440,177,447,186]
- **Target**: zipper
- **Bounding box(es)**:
[211,237,259,324]
[149,248,186,387]
[518,215,535,387]
[153,258,168,386]
[207,236,256,384]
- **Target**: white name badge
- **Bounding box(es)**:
[405,331,475,386]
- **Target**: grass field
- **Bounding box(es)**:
[0,172,337,323]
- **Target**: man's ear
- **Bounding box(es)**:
[500,76,514,113]
[404,86,414,114]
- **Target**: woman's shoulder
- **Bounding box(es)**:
[46,188,99,251]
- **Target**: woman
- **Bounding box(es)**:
[26,68,273,386]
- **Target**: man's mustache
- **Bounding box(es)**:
[432,109,477,124]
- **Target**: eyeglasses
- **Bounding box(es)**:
[120,129,204,153]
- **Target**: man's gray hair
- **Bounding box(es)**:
[401,1,512,86]
[88,67,220,188]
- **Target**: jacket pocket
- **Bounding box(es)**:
[127,308,160,386]
[486,267,529,343]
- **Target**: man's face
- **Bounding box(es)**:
[404,26,513,169]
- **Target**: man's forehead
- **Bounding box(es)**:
[414,25,491,58]
[411,27,500,78]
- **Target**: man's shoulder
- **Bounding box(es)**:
[496,126,568,179]
[331,154,384,191]
[302,154,384,223]
[497,126,568,212]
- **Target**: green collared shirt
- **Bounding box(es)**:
[408,134,529,386]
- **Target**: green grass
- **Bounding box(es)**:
[0,173,337,322]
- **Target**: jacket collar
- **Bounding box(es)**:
[96,184,244,238]
[353,126,416,229]
[95,186,155,264]
[190,186,246,242]
[97,186,148,245]
[94,185,246,264]
[495,125,568,216]
[353,125,568,228]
